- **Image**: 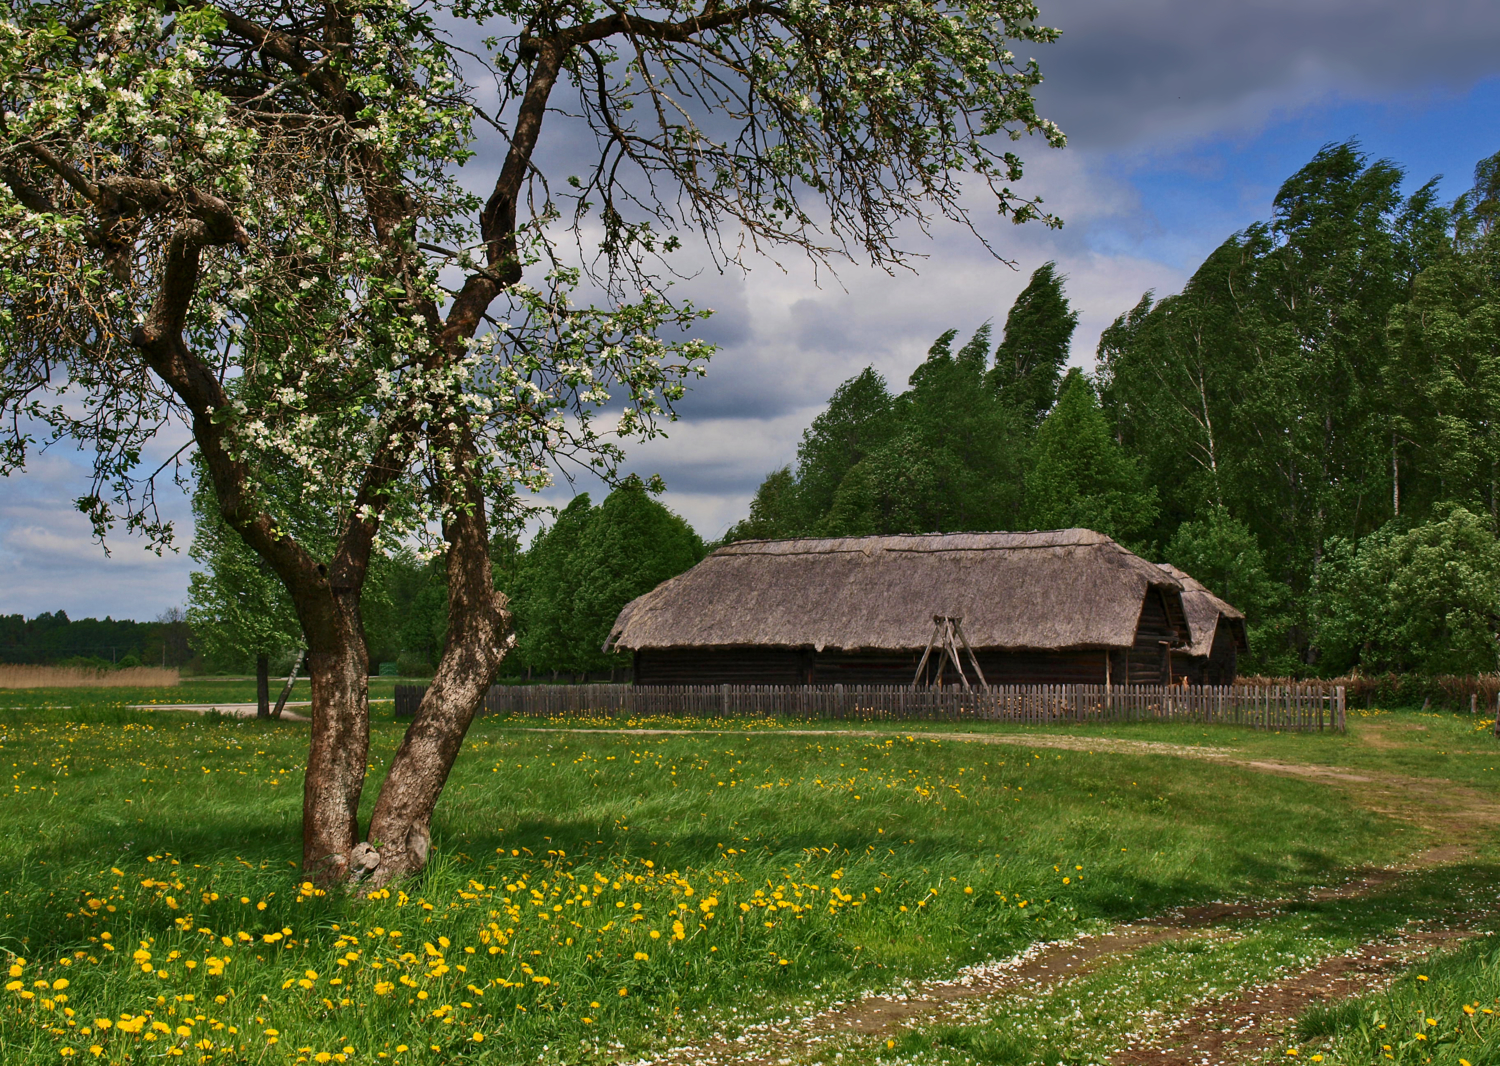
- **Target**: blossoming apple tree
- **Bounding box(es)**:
[0,0,1064,884]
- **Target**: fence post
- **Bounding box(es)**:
[1335,685,1346,733]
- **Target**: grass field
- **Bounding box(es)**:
[0,684,1496,1065]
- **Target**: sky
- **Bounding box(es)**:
[4,0,1500,621]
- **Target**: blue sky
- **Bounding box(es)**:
[1113,78,1500,273]
[4,0,1500,620]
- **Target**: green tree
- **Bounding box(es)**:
[186,475,300,674]
[1025,370,1158,544]
[1097,142,1456,667]
[820,436,946,536]
[730,270,1079,541]
[1456,148,1500,237]
[509,484,704,675]
[572,482,706,672]
[360,551,448,675]
[1253,144,1447,562]
[511,495,598,678]
[899,325,1029,531]
[0,609,190,667]
[793,368,897,524]
[1165,508,1280,620]
[784,326,1030,538]
[991,261,1079,424]
[723,467,804,543]
[1382,154,1500,525]
[0,0,1064,883]
[1315,508,1500,675]
[1095,242,1248,526]
[1164,506,1290,671]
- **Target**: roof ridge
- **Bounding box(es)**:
[716,529,1113,552]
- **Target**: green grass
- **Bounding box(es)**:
[22,676,1497,791]
[835,859,1500,1065]
[500,700,1500,792]
[0,695,1484,1065]
[1287,933,1500,1066]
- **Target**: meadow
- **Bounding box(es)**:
[0,684,1496,1065]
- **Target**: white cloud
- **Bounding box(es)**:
[0,451,194,620]
[597,148,1192,536]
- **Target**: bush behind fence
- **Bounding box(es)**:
[1286,674,1500,713]
[394,682,1346,732]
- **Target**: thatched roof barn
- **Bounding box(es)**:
[607,530,1193,686]
[1157,564,1247,685]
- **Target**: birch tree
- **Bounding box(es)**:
[0,0,1065,884]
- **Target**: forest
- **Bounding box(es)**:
[727,141,1500,677]
[177,141,1500,680]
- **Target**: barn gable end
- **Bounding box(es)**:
[1156,563,1248,685]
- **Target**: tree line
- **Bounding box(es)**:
[724,260,1157,549]
[0,610,192,668]
[733,142,1500,677]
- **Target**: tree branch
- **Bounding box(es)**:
[444,2,774,350]
[214,5,346,105]
[129,218,317,590]
[0,166,56,214]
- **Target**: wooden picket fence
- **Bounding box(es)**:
[393,682,1346,732]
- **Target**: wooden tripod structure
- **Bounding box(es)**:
[912,616,989,690]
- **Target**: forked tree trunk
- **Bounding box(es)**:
[356,471,510,886]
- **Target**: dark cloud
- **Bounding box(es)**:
[1036,0,1500,147]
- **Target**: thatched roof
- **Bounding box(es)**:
[608,529,1188,654]
[1157,564,1248,657]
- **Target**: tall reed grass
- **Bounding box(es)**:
[0,663,179,688]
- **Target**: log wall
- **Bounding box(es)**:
[633,646,1133,686]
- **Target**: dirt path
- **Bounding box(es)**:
[1111,926,1471,1065]
[138,702,313,721]
[540,725,1497,1065]
[140,698,395,722]
[639,852,1475,1066]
